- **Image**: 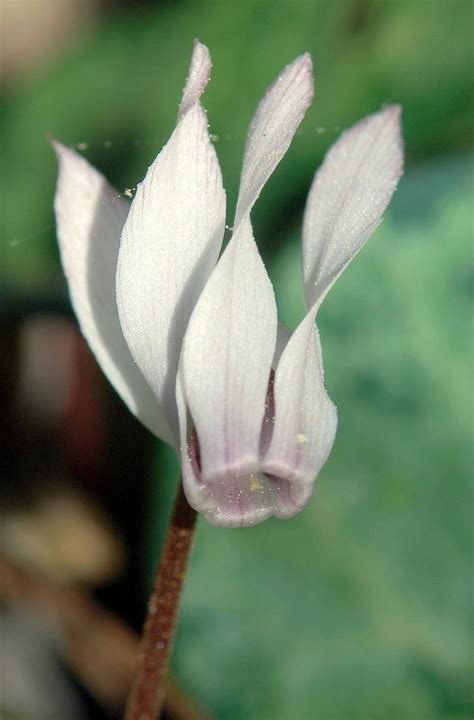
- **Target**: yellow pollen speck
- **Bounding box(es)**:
[249,473,263,491]
[296,433,309,444]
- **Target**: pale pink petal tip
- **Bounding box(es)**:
[295,51,314,99]
[234,51,315,227]
[383,103,404,163]
[270,51,314,107]
[350,103,404,180]
[178,39,212,118]
[375,102,402,131]
[50,138,70,161]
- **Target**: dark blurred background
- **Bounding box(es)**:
[0,1,472,719]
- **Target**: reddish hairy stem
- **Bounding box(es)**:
[125,481,197,720]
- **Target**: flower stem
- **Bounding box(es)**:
[124,480,197,720]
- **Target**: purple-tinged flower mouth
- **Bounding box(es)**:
[182,376,313,528]
[195,471,306,528]
[183,452,312,528]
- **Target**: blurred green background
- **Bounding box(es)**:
[1,1,472,719]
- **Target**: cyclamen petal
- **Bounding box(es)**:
[53,142,173,444]
[116,52,225,441]
[178,39,212,119]
[302,105,404,308]
[262,307,337,504]
[178,216,278,526]
[234,53,314,229]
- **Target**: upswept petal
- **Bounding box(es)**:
[53,142,172,443]
[262,306,337,510]
[178,40,212,119]
[234,54,314,228]
[302,105,403,308]
[179,215,278,482]
[116,103,226,442]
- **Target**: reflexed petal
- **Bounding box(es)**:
[53,142,172,443]
[179,216,278,524]
[117,103,226,441]
[234,53,314,228]
[262,307,337,508]
[178,39,212,119]
[303,105,404,308]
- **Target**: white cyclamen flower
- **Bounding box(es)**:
[53,41,403,528]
